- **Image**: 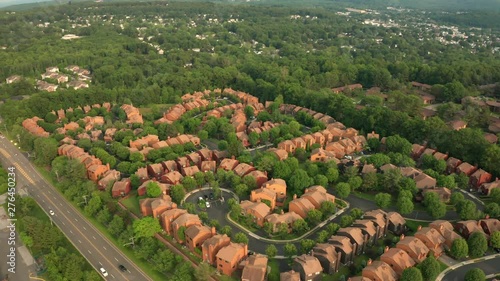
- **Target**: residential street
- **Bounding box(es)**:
[0,136,152,281]
[441,255,500,281]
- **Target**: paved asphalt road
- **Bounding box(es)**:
[0,136,152,281]
[442,256,500,281]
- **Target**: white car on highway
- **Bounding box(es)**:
[100,267,108,277]
[49,209,55,216]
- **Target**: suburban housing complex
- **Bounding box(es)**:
[18,87,500,281]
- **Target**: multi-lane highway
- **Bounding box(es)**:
[0,135,152,281]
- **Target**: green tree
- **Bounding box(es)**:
[400,267,423,281]
[220,225,232,237]
[235,184,249,198]
[485,203,500,218]
[108,215,125,237]
[288,169,313,196]
[326,168,339,183]
[336,182,351,199]
[300,239,316,254]
[292,219,310,234]
[375,193,392,208]
[424,192,446,219]
[233,232,249,244]
[84,193,102,217]
[133,217,162,238]
[417,255,440,281]
[467,232,488,258]
[348,176,363,191]
[450,238,469,259]
[248,131,260,147]
[265,244,278,258]
[457,200,479,220]
[397,195,414,215]
[316,230,330,243]
[146,181,162,198]
[366,153,391,168]
[450,192,465,205]
[177,226,187,242]
[284,243,297,259]
[194,262,213,281]
[307,209,323,225]
[152,249,176,272]
[490,231,500,249]
[350,208,363,220]
[170,185,186,204]
[340,215,353,227]
[385,135,412,155]
[464,268,486,281]
[34,138,58,165]
[320,201,336,217]
[326,223,340,236]
[182,177,197,191]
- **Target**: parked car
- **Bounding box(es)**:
[49,209,55,216]
[205,201,210,208]
[198,196,204,203]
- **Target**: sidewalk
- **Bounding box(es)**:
[436,253,500,281]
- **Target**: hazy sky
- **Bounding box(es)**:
[0,0,53,8]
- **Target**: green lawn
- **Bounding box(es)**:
[405,219,430,234]
[121,192,142,217]
[439,260,449,272]
[322,265,350,281]
[267,259,281,281]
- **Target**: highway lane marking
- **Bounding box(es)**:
[111,274,115,279]
[62,222,65,225]
[42,199,45,203]
[59,203,62,206]
[115,258,118,261]
[83,226,86,230]
[4,142,143,281]
[38,183,132,281]
[78,240,82,243]
[75,218,78,222]
[93,236,96,240]
[103,246,106,250]
[67,210,70,213]
[88,250,92,254]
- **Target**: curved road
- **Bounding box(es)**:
[0,136,152,281]
[440,255,500,281]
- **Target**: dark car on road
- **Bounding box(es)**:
[118,265,127,272]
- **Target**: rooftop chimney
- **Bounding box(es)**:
[280,209,284,215]
[211,226,216,236]
[367,259,372,266]
[400,234,405,240]
[384,246,389,253]
[293,194,297,200]
[485,214,490,219]
[417,225,422,231]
